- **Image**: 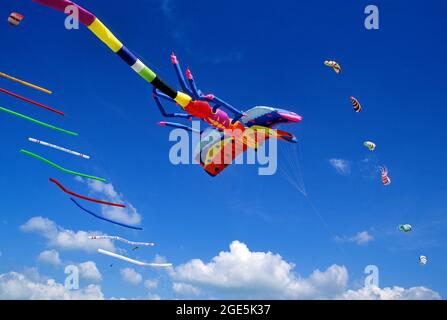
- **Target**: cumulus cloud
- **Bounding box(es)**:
[20,216,115,253]
[120,268,142,285]
[76,178,142,226]
[38,250,62,267]
[78,261,102,282]
[147,294,161,300]
[171,240,348,299]
[37,251,101,282]
[339,285,441,300]
[171,241,440,300]
[329,159,351,175]
[144,279,158,290]
[335,231,374,245]
[0,271,104,300]
[173,282,201,296]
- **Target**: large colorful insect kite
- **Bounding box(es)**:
[34,0,302,176]
[155,53,302,175]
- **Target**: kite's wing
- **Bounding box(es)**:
[195,128,272,177]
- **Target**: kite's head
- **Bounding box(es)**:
[241,106,302,127]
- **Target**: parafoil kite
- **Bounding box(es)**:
[324,60,341,74]
[8,12,23,26]
[364,141,376,151]
[350,96,362,113]
[380,166,391,186]
[419,255,428,265]
[398,224,412,232]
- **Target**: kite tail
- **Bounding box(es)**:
[33,0,192,108]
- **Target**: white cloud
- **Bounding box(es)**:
[38,250,62,267]
[120,268,142,285]
[329,159,351,175]
[171,241,440,300]
[335,231,374,245]
[153,254,170,265]
[339,285,441,300]
[77,179,142,226]
[20,216,115,253]
[147,294,161,300]
[173,282,201,296]
[37,249,101,282]
[78,261,102,282]
[144,279,158,290]
[0,271,104,300]
[171,240,347,299]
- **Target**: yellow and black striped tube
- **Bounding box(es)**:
[34,0,192,107]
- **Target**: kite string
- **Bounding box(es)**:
[279,143,347,257]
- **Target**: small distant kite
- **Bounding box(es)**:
[419,255,428,266]
[97,248,172,268]
[324,60,341,74]
[350,96,362,113]
[380,166,391,186]
[8,12,23,26]
[364,141,376,151]
[398,224,412,233]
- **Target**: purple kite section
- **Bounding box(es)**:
[33,0,96,26]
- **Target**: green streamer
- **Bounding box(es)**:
[20,149,106,182]
[0,106,78,136]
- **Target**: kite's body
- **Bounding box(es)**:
[398,224,412,233]
[380,166,391,186]
[34,0,302,176]
[8,12,24,26]
[364,141,376,151]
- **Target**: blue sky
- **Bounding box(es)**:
[0,0,446,299]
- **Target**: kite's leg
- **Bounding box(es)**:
[158,121,200,134]
[201,94,245,123]
[185,68,201,99]
[171,53,193,96]
[153,89,191,119]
